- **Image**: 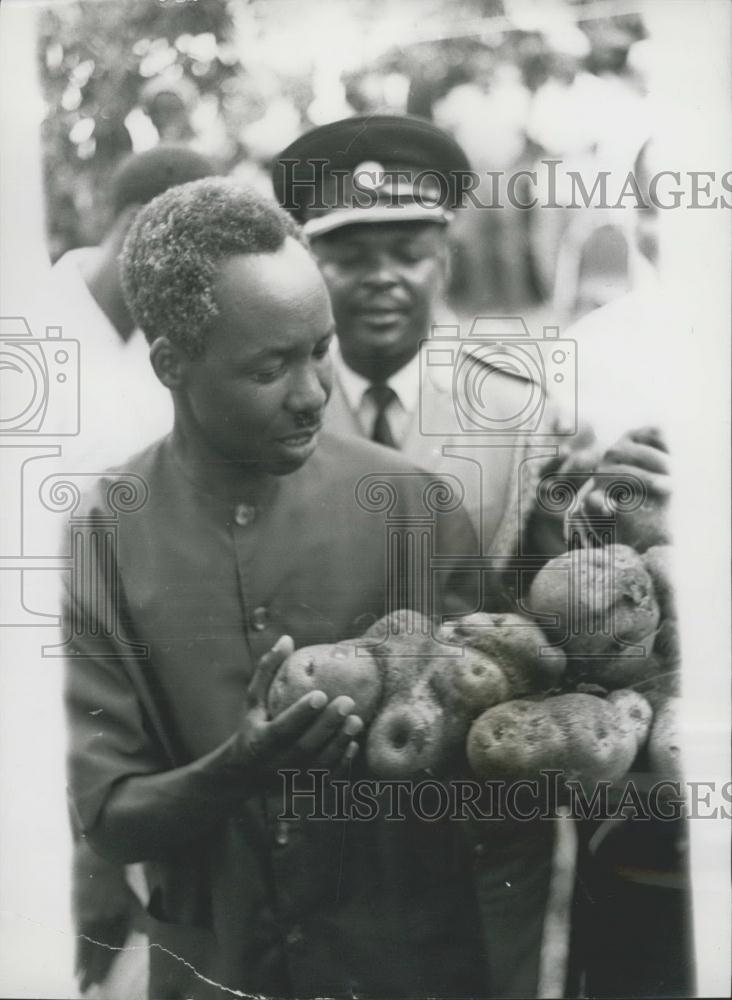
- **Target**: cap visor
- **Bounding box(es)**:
[303,204,451,238]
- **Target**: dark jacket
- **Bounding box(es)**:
[64,432,487,999]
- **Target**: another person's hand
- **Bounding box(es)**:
[235,635,363,781]
[72,839,144,992]
[581,427,672,550]
[594,425,671,488]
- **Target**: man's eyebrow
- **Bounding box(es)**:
[235,326,336,364]
[236,346,280,364]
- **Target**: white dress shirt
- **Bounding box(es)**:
[332,342,421,446]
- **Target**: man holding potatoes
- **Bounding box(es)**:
[63,177,490,999]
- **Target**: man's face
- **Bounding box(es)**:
[311,221,448,377]
[180,238,334,475]
[149,92,191,139]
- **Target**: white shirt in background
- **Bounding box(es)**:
[40,247,173,473]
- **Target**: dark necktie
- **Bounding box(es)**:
[365,383,398,448]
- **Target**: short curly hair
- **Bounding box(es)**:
[120,178,305,358]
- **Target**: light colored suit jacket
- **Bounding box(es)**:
[324,349,575,604]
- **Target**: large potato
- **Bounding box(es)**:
[428,644,510,717]
[363,611,513,774]
[437,612,565,696]
[526,545,660,689]
[366,685,446,778]
[267,642,382,723]
[367,611,511,713]
[466,692,646,786]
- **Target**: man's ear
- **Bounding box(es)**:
[150,337,186,389]
[442,243,452,291]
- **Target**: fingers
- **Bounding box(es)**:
[264,694,364,771]
[628,425,669,451]
[310,721,364,771]
[258,689,330,758]
[585,466,672,508]
[599,440,670,476]
[247,635,295,704]
[296,696,364,758]
[329,740,361,779]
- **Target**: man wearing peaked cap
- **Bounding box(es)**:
[274,115,583,999]
[274,114,578,600]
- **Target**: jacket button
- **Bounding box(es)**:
[234,502,256,526]
[251,606,268,631]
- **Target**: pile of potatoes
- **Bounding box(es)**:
[267,544,682,787]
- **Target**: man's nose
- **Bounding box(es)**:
[287,361,329,414]
[361,254,400,287]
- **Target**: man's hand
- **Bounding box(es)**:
[77,637,365,865]
[72,839,144,992]
[594,425,671,489]
[235,635,363,780]
[582,427,672,550]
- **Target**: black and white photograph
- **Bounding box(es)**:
[0,0,730,998]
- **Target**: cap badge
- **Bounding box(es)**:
[353,161,386,191]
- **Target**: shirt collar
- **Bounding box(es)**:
[333,342,422,415]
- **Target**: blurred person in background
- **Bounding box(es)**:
[432,56,538,312]
[139,75,199,145]
[551,210,654,326]
[565,137,669,445]
[527,17,651,315]
[42,145,218,471]
[129,72,235,169]
[39,144,219,999]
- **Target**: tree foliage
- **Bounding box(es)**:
[38,0,239,259]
